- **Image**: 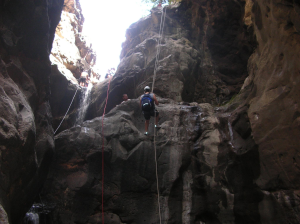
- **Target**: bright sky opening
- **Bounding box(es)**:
[79,0,154,79]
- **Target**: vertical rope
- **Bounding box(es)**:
[102,77,112,224]
[151,7,167,93]
[151,6,167,224]
[153,111,162,224]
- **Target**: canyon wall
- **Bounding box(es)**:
[50,0,98,134]
[0,0,64,223]
[0,0,97,222]
[0,0,300,223]
[40,0,300,224]
[85,0,254,120]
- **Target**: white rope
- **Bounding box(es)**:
[153,117,162,224]
[54,88,79,135]
[151,6,167,224]
[151,6,167,93]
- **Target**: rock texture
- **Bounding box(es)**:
[85,0,254,120]
[43,99,295,224]
[0,0,64,223]
[1,0,300,223]
[40,0,300,223]
[50,0,98,134]
[242,1,300,222]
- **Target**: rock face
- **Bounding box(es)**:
[1,0,300,223]
[243,0,300,221]
[85,0,254,120]
[40,0,300,223]
[42,99,260,223]
[50,0,98,134]
[0,0,64,223]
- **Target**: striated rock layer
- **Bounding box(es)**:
[0,0,64,223]
[41,1,300,224]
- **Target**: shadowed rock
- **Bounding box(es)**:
[0,0,64,223]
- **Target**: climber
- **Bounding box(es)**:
[158,0,162,7]
[121,94,129,103]
[105,72,112,79]
[90,73,100,85]
[79,71,88,87]
[110,68,116,76]
[140,86,160,135]
[105,68,115,79]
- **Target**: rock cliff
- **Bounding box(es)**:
[0,0,64,223]
[40,0,300,224]
[50,0,97,134]
[85,0,254,120]
[0,0,300,223]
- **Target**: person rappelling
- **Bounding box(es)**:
[140,86,160,135]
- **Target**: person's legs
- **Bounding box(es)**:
[143,112,151,135]
[145,119,150,132]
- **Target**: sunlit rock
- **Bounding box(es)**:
[50,0,98,134]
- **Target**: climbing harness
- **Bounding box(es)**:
[152,6,167,224]
[54,88,79,135]
[101,77,112,224]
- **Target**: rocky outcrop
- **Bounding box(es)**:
[1,0,299,223]
[40,0,300,223]
[44,99,251,223]
[0,0,64,223]
[242,0,300,217]
[50,0,97,134]
[42,98,297,223]
[85,0,254,120]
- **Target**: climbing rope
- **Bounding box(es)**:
[153,128,162,224]
[151,6,167,93]
[54,88,79,135]
[99,6,166,224]
[101,77,112,224]
[152,6,167,224]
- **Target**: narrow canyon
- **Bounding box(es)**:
[0,0,300,223]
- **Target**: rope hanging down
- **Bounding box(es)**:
[151,6,167,93]
[102,77,112,224]
[152,6,167,224]
[100,7,166,224]
[54,88,79,135]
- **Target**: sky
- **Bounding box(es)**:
[79,0,155,79]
